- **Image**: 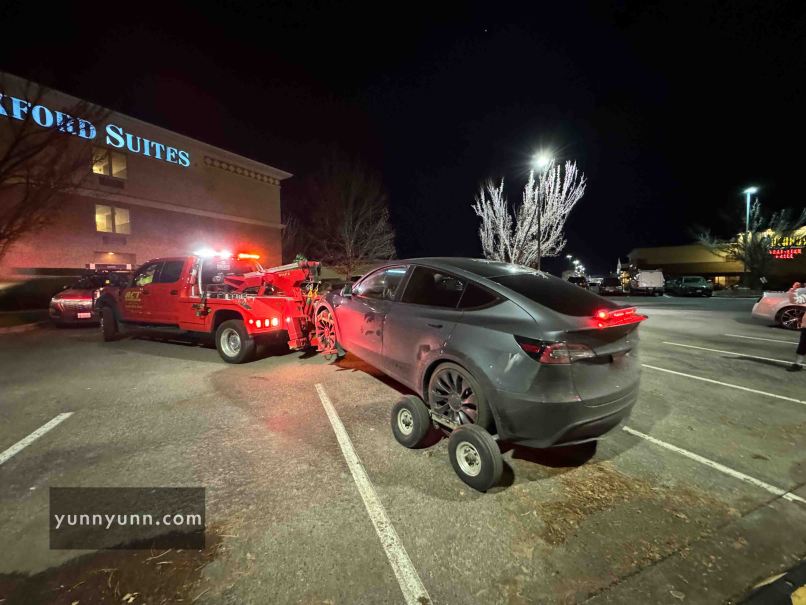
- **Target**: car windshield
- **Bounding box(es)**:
[602,277,620,286]
[491,272,616,316]
[568,276,586,284]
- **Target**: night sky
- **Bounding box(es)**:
[2,0,804,274]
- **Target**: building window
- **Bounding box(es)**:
[95,205,131,234]
[92,147,128,179]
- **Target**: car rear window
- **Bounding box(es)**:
[492,272,615,316]
[601,277,620,286]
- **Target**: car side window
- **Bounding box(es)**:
[458,282,499,309]
[401,266,466,307]
[133,262,161,287]
[353,266,408,301]
[157,260,185,283]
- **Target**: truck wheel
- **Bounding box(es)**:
[448,425,503,492]
[215,319,256,363]
[100,306,119,342]
[391,395,432,448]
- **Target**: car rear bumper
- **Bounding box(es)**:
[491,384,638,448]
[49,308,98,324]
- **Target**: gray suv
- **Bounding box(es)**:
[316,258,644,449]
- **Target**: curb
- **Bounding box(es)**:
[0,321,45,335]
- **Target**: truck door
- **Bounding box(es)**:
[121,261,162,322]
[146,259,187,324]
[382,266,464,388]
[334,266,408,369]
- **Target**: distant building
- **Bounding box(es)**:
[0,73,291,279]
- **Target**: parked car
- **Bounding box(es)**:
[567,275,589,289]
[668,275,713,297]
[316,258,645,460]
[628,269,664,296]
[49,271,130,325]
[599,276,623,295]
[752,290,806,330]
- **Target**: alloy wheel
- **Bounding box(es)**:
[781,308,804,330]
[220,327,242,357]
[429,367,479,425]
[316,309,337,354]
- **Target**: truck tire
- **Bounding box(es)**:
[391,395,432,448]
[448,425,503,492]
[215,319,256,363]
[100,306,120,342]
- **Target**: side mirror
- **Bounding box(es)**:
[340,284,353,297]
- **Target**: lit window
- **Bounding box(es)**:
[92,146,127,179]
[95,204,131,234]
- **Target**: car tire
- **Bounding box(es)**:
[100,306,120,342]
[215,319,256,363]
[777,306,805,330]
[427,362,492,429]
[315,307,346,359]
[391,395,432,448]
[448,425,503,492]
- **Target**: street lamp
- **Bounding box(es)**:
[531,150,555,271]
[742,186,759,286]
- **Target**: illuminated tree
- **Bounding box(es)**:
[696,200,806,287]
[472,160,586,267]
[0,75,108,263]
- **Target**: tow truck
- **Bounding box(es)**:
[95,251,330,363]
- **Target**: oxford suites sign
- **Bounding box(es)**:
[0,91,191,167]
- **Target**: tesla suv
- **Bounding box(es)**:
[316,258,645,449]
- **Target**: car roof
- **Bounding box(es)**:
[401,257,534,278]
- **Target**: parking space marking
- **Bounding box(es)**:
[622,426,806,505]
[642,364,806,406]
[0,413,73,466]
[724,333,798,345]
[314,384,431,605]
[663,341,792,366]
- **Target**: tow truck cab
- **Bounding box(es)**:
[96,254,321,363]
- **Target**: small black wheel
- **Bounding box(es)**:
[215,319,256,363]
[391,395,432,448]
[448,425,503,492]
[100,306,119,342]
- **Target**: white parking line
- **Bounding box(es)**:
[315,384,431,605]
[0,413,73,466]
[622,426,806,505]
[663,341,792,366]
[724,333,798,345]
[642,364,806,406]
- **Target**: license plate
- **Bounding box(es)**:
[77,312,92,319]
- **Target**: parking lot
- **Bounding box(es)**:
[0,295,804,604]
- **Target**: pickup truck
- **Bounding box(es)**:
[95,254,321,363]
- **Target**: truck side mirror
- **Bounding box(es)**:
[340,284,353,297]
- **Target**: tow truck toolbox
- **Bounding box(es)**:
[95,252,325,363]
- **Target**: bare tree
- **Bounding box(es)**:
[473,160,586,267]
[696,200,806,288]
[304,154,396,278]
[0,75,108,263]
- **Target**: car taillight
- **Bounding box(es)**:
[515,336,595,364]
[593,307,647,328]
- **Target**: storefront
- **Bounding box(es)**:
[0,73,291,279]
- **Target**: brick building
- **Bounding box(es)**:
[0,73,291,279]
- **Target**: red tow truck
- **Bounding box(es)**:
[95,252,325,363]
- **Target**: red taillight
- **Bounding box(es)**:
[593,307,647,328]
[515,337,595,364]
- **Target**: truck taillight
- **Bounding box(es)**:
[515,336,595,364]
[594,307,647,328]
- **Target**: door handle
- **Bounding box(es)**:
[170,290,179,295]
[427,323,443,329]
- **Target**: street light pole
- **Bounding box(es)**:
[743,186,758,286]
[531,151,554,271]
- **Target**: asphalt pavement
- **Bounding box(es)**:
[0,295,804,604]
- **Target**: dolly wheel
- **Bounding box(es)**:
[448,425,503,492]
[391,395,432,448]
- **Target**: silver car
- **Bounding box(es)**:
[316,258,645,448]
[752,290,806,329]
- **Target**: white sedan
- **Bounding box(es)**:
[752,290,806,330]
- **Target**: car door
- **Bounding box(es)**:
[120,261,162,322]
[147,259,187,324]
[381,265,466,389]
[334,265,408,368]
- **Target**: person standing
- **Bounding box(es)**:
[787,281,806,371]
